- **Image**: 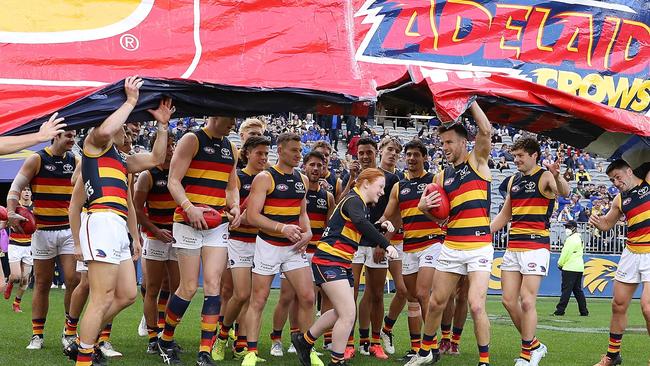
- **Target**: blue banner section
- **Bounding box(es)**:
[488,250,643,298]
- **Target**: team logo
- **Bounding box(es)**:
[277,184,289,192]
[203,146,215,154]
[583,258,618,294]
[229,259,235,266]
[540,266,547,273]
[527,263,537,269]
[525,181,537,191]
[622,198,632,206]
[444,178,454,186]
[63,163,74,173]
[155,179,167,187]
[400,187,411,195]
[243,184,251,191]
[44,164,56,171]
[221,147,231,157]
[323,270,338,280]
[511,185,521,193]
[95,249,107,258]
[295,182,305,191]
[425,255,433,260]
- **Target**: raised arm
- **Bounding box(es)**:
[125,98,173,173]
[0,113,66,155]
[469,101,492,166]
[85,76,142,150]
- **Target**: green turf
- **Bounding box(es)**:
[0,289,648,365]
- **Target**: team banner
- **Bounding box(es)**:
[0,0,648,158]
[356,0,649,114]
[489,251,642,299]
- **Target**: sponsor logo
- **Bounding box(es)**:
[95,249,107,258]
[63,163,74,173]
[44,164,56,171]
[221,147,231,157]
[317,198,327,208]
[525,181,537,192]
[277,184,289,192]
[540,266,547,273]
[400,187,411,195]
[425,255,433,260]
[527,262,537,269]
[638,186,649,199]
[203,146,215,154]
[295,182,305,191]
[417,183,427,192]
[229,259,235,266]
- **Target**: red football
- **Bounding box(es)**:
[423,183,450,220]
[15,206,37,235]
[175,204,224,229]
[0,206,7,221]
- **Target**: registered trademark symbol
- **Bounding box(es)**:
[120,34,139,51]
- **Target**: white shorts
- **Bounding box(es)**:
[31,228,74,260]
[80,212,131,265]
[389,244,404,262]
[8,245,33,266]
[615,248,650,284]
[435,245,494,275]
[280,253,314,280]
[501,249,550,276]
[252,237,309,276]
[172,222,229,249]
[143,238,178,261]
[76,260,88,273]
[228,239,255,268]
[352,246,388,269]
[402,244,442,276]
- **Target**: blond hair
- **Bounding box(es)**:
[240,118,266,134]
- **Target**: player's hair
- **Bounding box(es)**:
[438,123,468,139]
[606,159,631,175]
[511,137,541,161]
[276,132,301,146]
[379,136,402,153]
[404,139,427,157]
[358,137,377,150]
[312,140,332,154]
[240,136,270,164]
[303,151,325,164]
[240,118,266,134]
[355,168,385,188]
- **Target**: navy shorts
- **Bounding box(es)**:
[312,263,354,287]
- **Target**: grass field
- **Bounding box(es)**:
[0,289,648,366]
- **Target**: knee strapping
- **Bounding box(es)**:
[407,301,421,317]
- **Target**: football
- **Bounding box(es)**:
[423,183,450,220]
[15,206,37,235]
[175,204,224,229]
[0,206,7,221]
